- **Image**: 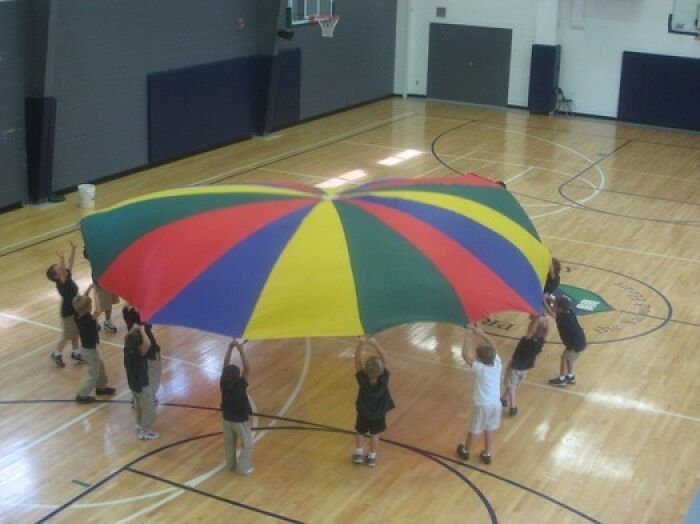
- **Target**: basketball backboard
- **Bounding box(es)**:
[286,0,336,27]
[669,0,700,35]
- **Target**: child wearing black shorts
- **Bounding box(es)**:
[352,336,395,468]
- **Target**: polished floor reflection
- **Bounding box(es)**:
[0,98,699,523]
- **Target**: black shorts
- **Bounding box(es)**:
[355,414,386,435]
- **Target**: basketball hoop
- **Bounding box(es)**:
[310,15,339,38]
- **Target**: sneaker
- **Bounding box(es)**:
[565,375,576,385]
[456,444,469,461]
[238,467,254,476]
[51,353,65,368]
[95,387,116,396]
[71,352,84,363]
[480,451,492,465]
[102,320,117,333]
[75,395,96,404]
[509,406,519,417]
[366,456,377,468]
[138,430,160,441]
[352,452,365,465]
[548,377,567,387]
[500,397,507,408]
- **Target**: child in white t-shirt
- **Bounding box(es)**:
[457,323,502,465]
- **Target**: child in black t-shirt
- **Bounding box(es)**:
[45,241,83,367]
[73,290,116,404]
[124,326,158,440]
[545,296,587,386]
[220,339,253,475]
[352,336,395,468]
[501,315,548,416]
[123,305,162,403]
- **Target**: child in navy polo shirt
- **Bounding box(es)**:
[220,339,254,475]
[45,241,83,367]
[73,289,116,403]
[501,315,548,416]
[352,336,395,468]
[545,296,587,386]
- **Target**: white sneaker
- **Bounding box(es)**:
[102,320,117,333]
[138,430,159,441]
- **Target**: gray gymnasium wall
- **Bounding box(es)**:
[277,0,398,120]
[2,0,397,200]
[0,1,29,208]
[46,0,261,191]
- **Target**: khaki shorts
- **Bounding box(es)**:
[505,368,527,389]
[95,286,119,311]
[470,404,501,434]
[562,348,581,364]
[61,315,78,341]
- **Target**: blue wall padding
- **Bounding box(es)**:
[148,49,301,163]
[25,96,57,202]
[619,51,700,131]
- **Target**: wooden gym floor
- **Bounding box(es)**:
[0,98,699,523]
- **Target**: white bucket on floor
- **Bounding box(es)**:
[77,184,96,208]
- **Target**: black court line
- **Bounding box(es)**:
[560,181,700,208]
[0,113,417,260]
[126,466,304,523]
[430,119,700,226]
[558,139,700,226]
[465,116,700,152]
[13,400,600,522]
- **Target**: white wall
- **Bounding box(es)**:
[396,0,700,117]
[558,0,700,117]
[395,0,542,106]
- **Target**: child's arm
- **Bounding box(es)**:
[461,326,476,367]
[238,342,250,381]
[525,316,539,338]
[473,323,497,351]
[224,339,236,368]
[66,241,77,272]
[354,338,365,372]
[136,325,151,356]
[367,336,387,368]
[542,297,556,318]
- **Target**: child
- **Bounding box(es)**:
[352,336,395,468]
[501,315,548,416]
[220,339,253,475]
[73,289,116,403]
[45,241,83,367]
[123,325,158,440]
[545,296,587,386]
[83,246,118,333]
[457,323,501,465]
[543,257,561,300]
[123,304,161,403]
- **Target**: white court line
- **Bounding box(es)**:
[0,314,311,514]
[194,112,416,186]
[541,234,700,264]
[0,388,132,472]
[328,337,700,424]
[342,140,461,158]
[458,121,606,219]
[0,339,59,371]
[505,167,534,184]
[0,112,418,256]
[114,338,312,523]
